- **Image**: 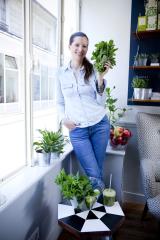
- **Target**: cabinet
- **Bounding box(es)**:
[127,0,160,106]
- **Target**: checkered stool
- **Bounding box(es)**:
[57,195,125,240]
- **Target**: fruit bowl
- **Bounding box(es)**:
[110,126,132,149]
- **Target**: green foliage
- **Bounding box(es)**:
[55,169,96,203]
[91,40,118,73]
[131,76,149,88]
[105,86,127,125]
[33,129,68,154]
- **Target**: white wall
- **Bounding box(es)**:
[0,156,71,240]
[80,0,160,123]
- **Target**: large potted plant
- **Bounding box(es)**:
[105,86,132,149]
[55,169,100,211]
[33,129,68,166]
[132,76,152,100]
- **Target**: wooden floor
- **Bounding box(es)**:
[57,202,160,240]
[115,202,160,240]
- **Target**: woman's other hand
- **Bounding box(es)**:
[62,119,77,130]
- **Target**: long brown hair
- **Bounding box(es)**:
[69,32,93,82]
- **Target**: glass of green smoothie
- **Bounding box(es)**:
[85,195,97,209]
[103,188,116,206]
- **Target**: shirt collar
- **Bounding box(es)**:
[64,61,84,72]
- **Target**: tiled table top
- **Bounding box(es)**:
[58,195,125,236]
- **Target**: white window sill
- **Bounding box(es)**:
[0,144,73,211]
[0,143,125,211]
[106,144,126,156]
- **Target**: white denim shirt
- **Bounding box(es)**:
[56,62,107,128]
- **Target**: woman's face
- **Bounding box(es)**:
[69,36,88,62]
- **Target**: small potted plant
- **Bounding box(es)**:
[105,86,127,126]
[131,76,152,100]
[33,129,51,166]
[55,169,99,211]
[33,129,68,166]
[46,130,69,164]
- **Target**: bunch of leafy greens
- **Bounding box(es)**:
[91,40,118,73]
[105,86,127,126]
[55,169,96,204]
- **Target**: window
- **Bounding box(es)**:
[32,0,59,144]
[0,0,25,180]
[0,0,60,181]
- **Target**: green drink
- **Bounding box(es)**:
[103,188,116,206]
[85,196,96,209]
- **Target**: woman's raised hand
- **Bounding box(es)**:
[99,62,111,80]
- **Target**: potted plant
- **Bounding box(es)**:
[91,39,118,73]
[55,169,99,211]
[33,129,51,166]
[131,76,152,99]
[33,129,68,166]
[45,130,69,163]
[105,86,127,126]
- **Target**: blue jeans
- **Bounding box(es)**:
[69,115,110,191]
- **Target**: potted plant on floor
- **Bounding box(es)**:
[55,169,100,211]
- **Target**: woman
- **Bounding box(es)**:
[56,32,110,192]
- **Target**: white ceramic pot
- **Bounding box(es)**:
[134,88,152,100]
[141,88,152,99]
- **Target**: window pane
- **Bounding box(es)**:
[6,70,18,103]
[32,0,59,153]
[0,53,4,103]
[41,65,48,100]
[32,1,57,52]
[5,55,18,69]
[7,0,23,37]
[0,0,25,180]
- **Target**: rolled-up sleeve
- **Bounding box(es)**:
[92,71,107,107]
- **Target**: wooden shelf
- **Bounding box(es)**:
[128,98,160,103]
[130,66,160,70]
[133,30,160,39]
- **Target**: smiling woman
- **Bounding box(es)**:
[56,31,111,192]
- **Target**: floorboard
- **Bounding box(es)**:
[114,202,159,240]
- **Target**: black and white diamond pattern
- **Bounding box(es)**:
[58,197,124,234]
